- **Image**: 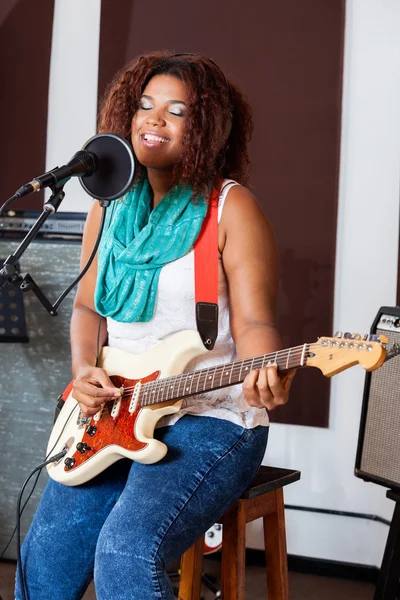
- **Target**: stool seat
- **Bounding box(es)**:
[178,465,300,600]
[241,465,300,498]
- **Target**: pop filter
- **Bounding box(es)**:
[79,133,135,201]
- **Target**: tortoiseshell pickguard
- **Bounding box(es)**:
[65,371,160,472]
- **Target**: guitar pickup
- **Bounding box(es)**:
[111,388,123,419]
[129,382,141,414]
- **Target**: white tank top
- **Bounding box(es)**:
[107,180,269,429]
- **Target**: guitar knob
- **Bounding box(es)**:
[76,442,91,453]
[214,524,222,531]
[207,531,215,538]
[85,425,97,436]
[64,457,76,469]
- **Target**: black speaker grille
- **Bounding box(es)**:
[359,321,400,488]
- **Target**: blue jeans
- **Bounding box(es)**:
[15,415,268,600]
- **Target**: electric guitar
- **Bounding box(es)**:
[46,330,387,486]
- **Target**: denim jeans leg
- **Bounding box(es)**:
[94,416,268,600]
[14,459,131,600]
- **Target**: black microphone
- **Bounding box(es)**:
[13,133,135,203]
[15,151,98,198]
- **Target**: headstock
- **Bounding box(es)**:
[306,332,387,377]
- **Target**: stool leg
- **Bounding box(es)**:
[178,535,205,600]
[221,500,247,600]
[263,488,289,600]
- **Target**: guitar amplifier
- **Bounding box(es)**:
[355,306,400,491]
[0,237,82,559]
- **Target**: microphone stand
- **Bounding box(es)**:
[0,182,67,316]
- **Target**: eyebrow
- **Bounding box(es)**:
[141,94,186,105]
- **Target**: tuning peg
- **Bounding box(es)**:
[334,331,343,338]
[363,333,369,341]
[343,332,352,339]
[352,333,362,340]
[367,334,379,342]
[378,335,388,345]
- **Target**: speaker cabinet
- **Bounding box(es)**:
[0,238,82,559]
[355,306,400,491]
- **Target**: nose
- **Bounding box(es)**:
[146,109,166,127]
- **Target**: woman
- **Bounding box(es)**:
[16,51,295,600]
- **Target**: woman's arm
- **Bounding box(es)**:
[70,201,121,416]
[219,185,295,410]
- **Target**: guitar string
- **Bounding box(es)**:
[109,341,377,401]
[117,343,309,397]
[74,341,380,422]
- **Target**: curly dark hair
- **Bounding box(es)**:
[98,51,253,196]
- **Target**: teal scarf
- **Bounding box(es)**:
[94,176,207,322]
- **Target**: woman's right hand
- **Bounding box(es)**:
[72,366,122,417]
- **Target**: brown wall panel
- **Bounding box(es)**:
[99,0,345,427]
[0,0,54,211]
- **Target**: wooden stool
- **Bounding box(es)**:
[178,465,301,600]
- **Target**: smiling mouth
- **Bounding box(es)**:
[142,133,170,143]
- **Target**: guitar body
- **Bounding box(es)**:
[46,330,207,486]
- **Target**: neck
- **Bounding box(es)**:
[139,344,309,407]
[146,168,176,207]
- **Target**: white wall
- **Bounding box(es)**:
[46,0,101,211]
[45,0,400,567]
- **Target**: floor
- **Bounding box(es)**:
[0,558,376,599]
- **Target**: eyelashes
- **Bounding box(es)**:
[138,104,185,117]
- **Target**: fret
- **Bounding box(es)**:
[176,374,185,398]
[238,359,244,383]
[141,386,147,406]
[169,378,177,402]
[194,371,201,394]
[187,372,194,395]
[241,359,251,379]
[197,368,207,391]
[285,348,291,370]
[222,366,230,386]
[300,343,307,366]
[230,361,240,385]
[203,368,213,391]
[211,367,217,391]
[155,380,161,404]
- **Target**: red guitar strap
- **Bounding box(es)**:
[56,187,220,412]
[194,185,220,350]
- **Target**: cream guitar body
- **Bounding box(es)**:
[47,330,207,486]
[46,330,387,486]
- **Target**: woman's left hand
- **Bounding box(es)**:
[242,366,296,410]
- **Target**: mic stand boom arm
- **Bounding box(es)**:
[0,183,67,316]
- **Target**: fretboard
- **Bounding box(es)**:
[139,343,310,407]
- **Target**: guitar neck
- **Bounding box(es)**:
[140,343,310,407]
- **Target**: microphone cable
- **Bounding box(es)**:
[16,450,68,600]
[0,194,19,216]
[1,401,79,600]
[51,205,107,312]
[0,204,108,315]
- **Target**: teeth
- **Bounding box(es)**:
[144,134,169,143]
